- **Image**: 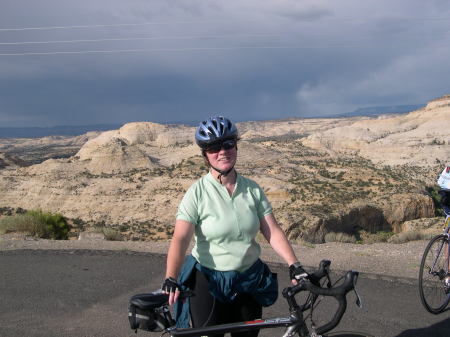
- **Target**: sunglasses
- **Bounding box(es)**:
[205,139,237,153]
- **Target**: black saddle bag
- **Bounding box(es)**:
[128,291,174,332]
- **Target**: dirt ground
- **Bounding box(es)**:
[0,234,429,281]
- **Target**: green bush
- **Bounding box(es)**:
[324,232,357,244]
[426,186,444,217]
[357,230,394,244]
[0,210,70,240]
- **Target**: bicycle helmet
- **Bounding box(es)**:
[195,116,238,149]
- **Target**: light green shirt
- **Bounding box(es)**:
[176,172,273,272]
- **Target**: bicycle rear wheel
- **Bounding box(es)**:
[326,331,374,336]
[418,234,450,314]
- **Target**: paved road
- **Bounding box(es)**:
[0,249,449,337]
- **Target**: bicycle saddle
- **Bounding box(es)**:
[130,292,169,310]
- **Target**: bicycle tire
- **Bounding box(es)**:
[325,331,374,337]
[418,234,450,314]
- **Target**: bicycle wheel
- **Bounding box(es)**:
[325,331,374,337]
[418,234,450,314]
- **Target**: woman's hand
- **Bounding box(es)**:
[289,262,309,285]
[162,277,181,305]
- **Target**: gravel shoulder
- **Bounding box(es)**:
[0,235,428,280]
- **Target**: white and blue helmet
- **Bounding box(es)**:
[195,116,238,149]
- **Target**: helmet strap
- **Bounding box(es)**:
[210,165,235,184]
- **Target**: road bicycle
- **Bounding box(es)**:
[128,260,373,337]
[419,197,450,314]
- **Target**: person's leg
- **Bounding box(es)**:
[188,269,224,337]
[230,293,262,337]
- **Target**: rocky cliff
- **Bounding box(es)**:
[286,193,435,243]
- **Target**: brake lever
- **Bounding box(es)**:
[352,272,363,308]
[321,263,332,288]
[326,273,332,288]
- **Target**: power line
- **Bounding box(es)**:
[1,39,447,57]
[0,33,276,45]
[0,44,360,56]
[0,17,448,32]
[0,20,227,32]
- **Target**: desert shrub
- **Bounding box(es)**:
[0,210,70,239]
[16,207,26,214]
[91,225,123,241]
[388,231,436,244]
[324,232,357,244]
[119,224,129,232]
[72,217,86,230]
[0,213,41,235]
[27,210,70,239]
[102,228,123,241]
[357,230,394,244]
[293,238,316,248]
[425,186,444,217]
[0,207,14,216]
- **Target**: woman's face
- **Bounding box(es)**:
[205,142,237,172]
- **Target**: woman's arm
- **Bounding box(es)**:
[260,213,298,266]
[164,219,194,305]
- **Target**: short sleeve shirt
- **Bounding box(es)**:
[176,172,273,272]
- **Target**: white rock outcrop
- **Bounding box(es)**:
[302,95,450,165]
[74,122,196,173]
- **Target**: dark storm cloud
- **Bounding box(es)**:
[0,0,449,126]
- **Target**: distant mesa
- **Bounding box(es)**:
[332,104,425,118]
[0,124,122,139]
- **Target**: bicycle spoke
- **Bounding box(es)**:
[419,235,450,314]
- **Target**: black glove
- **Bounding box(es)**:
[289,262,308,281]
[162,277,180,293]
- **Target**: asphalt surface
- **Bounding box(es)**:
[1,249,450,337]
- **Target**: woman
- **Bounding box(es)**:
[162,116,307,337]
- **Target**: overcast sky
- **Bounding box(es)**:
[0,0,449,127]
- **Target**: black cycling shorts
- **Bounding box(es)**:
[188,268,262,337]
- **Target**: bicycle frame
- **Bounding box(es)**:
[167,315,306,337]
[167,282,314,337]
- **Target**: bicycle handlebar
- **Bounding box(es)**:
[282,265,359,335]
[308,259,331,286]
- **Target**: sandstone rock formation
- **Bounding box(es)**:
[0,96,449,242]
[302,95,450,166]
[74,122,197,174]
[286,193,435,243]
